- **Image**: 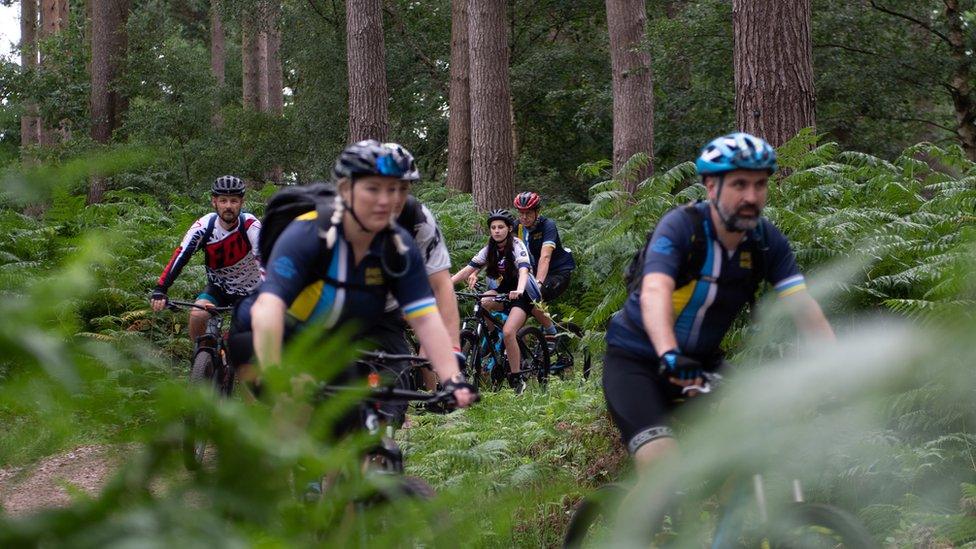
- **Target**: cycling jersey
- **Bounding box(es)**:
[260,211,437,333]
[383,202,451,313]
[156,213,262,297]
[468,237,542,303]
[516,216,576,274]
[605,202,806,358]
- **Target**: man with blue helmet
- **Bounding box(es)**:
[602,132,834,471]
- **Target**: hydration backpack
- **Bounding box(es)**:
[258,182,339,266]
[623,201,768,299]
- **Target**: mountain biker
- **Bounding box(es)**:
[150,175,261,347]
[451,209,543,394]
[513,191,577,345]
[236,140,475,417]
[602,132,834,470]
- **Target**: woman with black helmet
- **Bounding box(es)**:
[450,209,542,394]
[242,140,476,411]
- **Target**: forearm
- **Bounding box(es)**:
[429,270,461,348]
[409,313,462,382]
[451,265,476,285]
[640,274,678,355]
[251,293,287,369]
[788,292,836,342]
[536,248,553,281]
[516,268,528,292]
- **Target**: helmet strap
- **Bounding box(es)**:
[713,174,745,233]
[345,176,374,234]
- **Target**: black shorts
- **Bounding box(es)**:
[494,279,536,314]
[539,270,572,302]
[602,345,687,454]
[198,283,247,308]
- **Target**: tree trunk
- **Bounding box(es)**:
[944,0,976,161]
[733,0,815,147]
[38,0,70,145]
[210,0,225,127]
[89,0,129,203]
[468,0,514,211]
[241,14,262,110]
[446,0,472,192]
[257,29,270,112]
[266,12,283,116]
[20,0,40,148]
[605,0,654,193]
[346,0,389,142]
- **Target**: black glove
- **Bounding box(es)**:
[150,288,168,304]
[658,349,703,381]
[454,351,469,375]
[442,374,479,402]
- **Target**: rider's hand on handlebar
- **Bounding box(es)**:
[150,289,168,312]
[466,272,478,289]
[508,290,523,301]
[659,350,704,393]
[443,375,478,408]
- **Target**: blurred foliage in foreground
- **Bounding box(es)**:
[1,139,976,546]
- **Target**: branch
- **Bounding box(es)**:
[888,116,957,133]
[305,0,335,24]
[868,0,951,45]
[382,3,448,95]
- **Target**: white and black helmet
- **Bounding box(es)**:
[332,140,420,183]
[211,175,246,196]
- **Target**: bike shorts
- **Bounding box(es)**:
[602,345,686,455]
[198,283,248,308]
[494,278,541,314]
[539,270,572,302]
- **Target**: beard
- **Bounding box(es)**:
[219,209,238,223]
[718,203,762,232]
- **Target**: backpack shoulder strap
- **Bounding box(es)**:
[680,201,711,284]
[395,195,424,239]
[200,214,218,253]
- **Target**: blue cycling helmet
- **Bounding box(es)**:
[695,132,778,176]
[332,140,420,182]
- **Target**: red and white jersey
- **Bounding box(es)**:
[156,213,262,296]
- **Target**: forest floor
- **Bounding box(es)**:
[0,444,121,516]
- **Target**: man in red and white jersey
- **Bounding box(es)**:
[150,175,262,345]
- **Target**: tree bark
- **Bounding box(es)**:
[89,0,130,203]
[346,0,389,141]
[266,12,284,116]
[944,0,976,161]
[468,0,514,211]
[241,14,262,110]
[733,0,815,147]
[38,0,70,145]
[20,0,40,148]
[605,0,654,193]
[446,0,472,192]
[210,0,225,127]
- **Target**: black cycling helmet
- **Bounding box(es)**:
[487,208,515,228]
[211,175,245,196]
[332,140,421,183]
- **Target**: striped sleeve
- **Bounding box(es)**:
[402,296,438,320]
[774,275,807,297]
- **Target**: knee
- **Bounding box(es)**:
[503,326,518,340]
[189,308,209,323]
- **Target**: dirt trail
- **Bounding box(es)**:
[0,445,120,516]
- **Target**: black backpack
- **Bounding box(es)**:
[623,201,768,299]
[258,182,339,266]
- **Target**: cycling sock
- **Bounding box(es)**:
[543,325,557,335]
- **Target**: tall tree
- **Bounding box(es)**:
[733,0,815,146]
[210,0,225,127]
[941,0,974,160]
[38,0,69,144]
[241,15,262,110]
[346,0,389,141]
[20,0,40,148]
[605,0,654,192]
[89,0,130,203]
[446,0,471,192]
[468,0,514,210]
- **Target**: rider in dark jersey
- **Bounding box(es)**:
[602,132,834,467]
[239,141,476,413]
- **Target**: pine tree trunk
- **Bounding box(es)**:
[944,0,976,161]
[733,0,815,147]
[20,0,40,148]
[346,0,389,142]
[89,0,129,204]
[38,0,69,145]
[210,0,225,127]
[468,0,514,211]
[605,0,654,193]
[257,27,270,112]
[241,14,261,110]
[446,0,472,192]
[264,1,283,184]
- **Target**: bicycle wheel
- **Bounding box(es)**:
[183,350,218,471]
[517,326,550,387]
[563,483,628,548]
[769,502,879,548]
[459,329,482,384]
[554,322,590,380]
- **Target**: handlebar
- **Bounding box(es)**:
[317,385,477,409]
[359,351,431,364]
[680,372,724,395]
[456,292,511,302]
[167,300,234,314]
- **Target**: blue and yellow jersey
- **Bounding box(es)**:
[258,212,437,335]
[516,216,576,274]
[606,202,806,359]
